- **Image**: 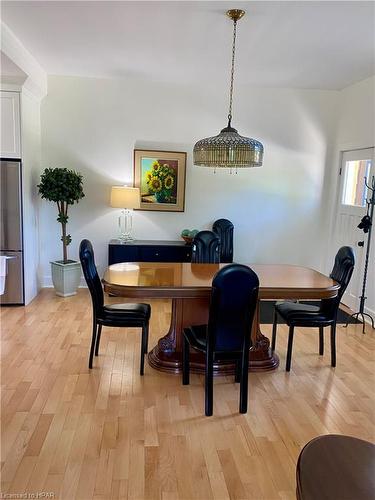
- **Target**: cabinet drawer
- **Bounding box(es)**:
[140,247,175,262]
[181,248,191,262]
[139,246,191,262]
[108,245,138,264]
[108,240,192,264]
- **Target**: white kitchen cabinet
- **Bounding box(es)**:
[1,91,21,158]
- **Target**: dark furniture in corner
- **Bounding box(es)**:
[80,239,151,374]
[272,246,355,371]
[212,218,234,263]
[182,264,259,416]
[296,434,375,500]
[191,230,220,264]
[108,239,192,265]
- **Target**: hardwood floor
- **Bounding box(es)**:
[1,289,374,499]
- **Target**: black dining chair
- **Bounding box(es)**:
[191,230,220,264]
[79,239,151,373]
[182,264,259,416]
[212,218,234,263]
[271,246,355,371]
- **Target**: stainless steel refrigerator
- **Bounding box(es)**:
[0,159,24,305]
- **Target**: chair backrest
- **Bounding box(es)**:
[191,230,220,263]
[212,218,234,263]
[321,246,355,318]
[207,264,259,352]
[79,239,104,314]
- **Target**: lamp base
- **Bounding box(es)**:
[118,233,134,243]
[118,208,134,242]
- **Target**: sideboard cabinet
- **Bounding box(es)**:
[108,239,192,265]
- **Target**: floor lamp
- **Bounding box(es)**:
[345,175,375,333]
[110,186,140,242]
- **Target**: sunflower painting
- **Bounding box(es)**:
[134,150,187,212]
[143,159,177,203]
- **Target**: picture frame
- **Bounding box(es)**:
[133,149,187,212]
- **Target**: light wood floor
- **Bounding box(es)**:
[1,289,374,500]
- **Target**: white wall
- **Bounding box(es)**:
[325,76,375,317]
[21,88,42,304]
[39,75,339,284]
[336,76,375,149]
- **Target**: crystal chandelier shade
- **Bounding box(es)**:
[193,126,263,168]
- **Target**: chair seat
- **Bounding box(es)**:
[99,303,151,325]
[184,325,243,356]
[184,325,208,352]
[276,301,331,326]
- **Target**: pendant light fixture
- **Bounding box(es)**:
[193,9,264,171]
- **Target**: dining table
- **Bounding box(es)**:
[102,262,340,374]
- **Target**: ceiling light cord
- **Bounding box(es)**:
[228,19,237,128]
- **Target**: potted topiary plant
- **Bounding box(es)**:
[38,167,85,297]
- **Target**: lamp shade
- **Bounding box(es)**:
[110,186,140,209]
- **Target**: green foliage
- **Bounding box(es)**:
[57,213,69,224]
[38,168,85,262]
[180,229,200,241]
[38,168,84,205]
[62,234,72,246]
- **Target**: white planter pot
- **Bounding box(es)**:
[51,260,81,297]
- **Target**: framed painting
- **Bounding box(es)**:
[134,149,187,212]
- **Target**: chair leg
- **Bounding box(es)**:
[95,324,102,356]
[182,335,190,385]
[239,348,250,414]
[143,322,149,354]
[235,359,241,383]
[89,320,98,369]
[286,326,295,372]
[319,326,324,355]
[271,309,278,351]
[330,323,337,367]
[205,350,214,416]
[140,323,149,376]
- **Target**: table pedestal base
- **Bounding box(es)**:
[148,298,279,374]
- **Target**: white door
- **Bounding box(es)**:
[0,91,21,158]
[332,148,374,311]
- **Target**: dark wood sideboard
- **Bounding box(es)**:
[108,239,192,265]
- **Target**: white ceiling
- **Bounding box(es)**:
[1,1,374,90]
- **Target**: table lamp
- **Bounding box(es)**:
[110,186,140,241]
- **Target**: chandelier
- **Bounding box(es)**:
[193,9,264,171]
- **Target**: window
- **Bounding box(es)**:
[342,159,372,207]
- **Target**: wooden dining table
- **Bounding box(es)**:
[103,262,339,374]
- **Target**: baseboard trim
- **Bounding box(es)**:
[42,276,87,288]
